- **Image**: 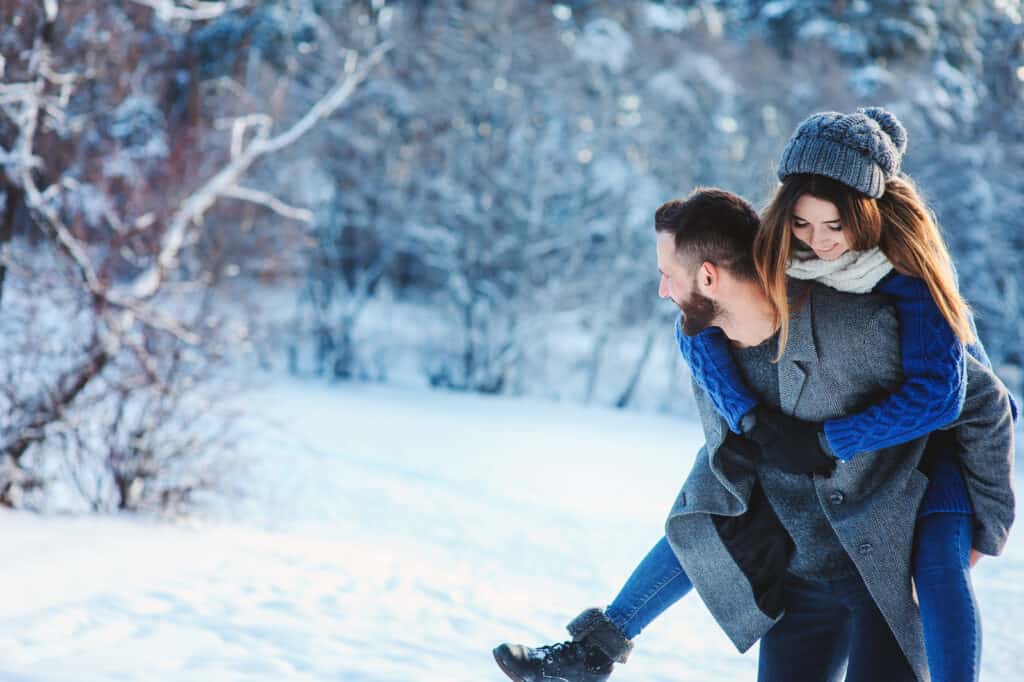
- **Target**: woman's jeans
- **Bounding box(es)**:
[606,519,980,681]
[605,536,693,639]
[914,512,981,682]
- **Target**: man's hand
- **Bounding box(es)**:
[742,406,837,477]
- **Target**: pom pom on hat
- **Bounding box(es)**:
[859,106,908,155]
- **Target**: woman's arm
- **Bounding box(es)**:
[675,317,758,435]
[822,273,967,461]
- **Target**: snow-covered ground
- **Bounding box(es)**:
[2,378,1022,681]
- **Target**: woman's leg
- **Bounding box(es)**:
[493,537,691,681]
[913,512,982,682]
[604,536,693,639]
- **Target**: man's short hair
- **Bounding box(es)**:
[654,188,760,281]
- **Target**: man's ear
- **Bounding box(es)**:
[698,261,719,293]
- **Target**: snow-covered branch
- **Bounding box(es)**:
[119,41,392,302]
[128,0,249,22]
[0,16,105,297]
[3,25,388,334]
[223,185,314,224]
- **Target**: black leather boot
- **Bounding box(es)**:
[492,608,632,682]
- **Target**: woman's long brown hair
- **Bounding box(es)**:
[754,173,974,360]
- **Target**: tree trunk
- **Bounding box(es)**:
[615,324,657,409]
[0,184,24,306]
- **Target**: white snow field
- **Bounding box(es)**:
[1,378,1022,681]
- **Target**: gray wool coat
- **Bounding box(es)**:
[664,282,1015,682]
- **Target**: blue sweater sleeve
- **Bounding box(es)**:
[822,273,968,461]
[675,316,759,434]
[965,313,1019,422]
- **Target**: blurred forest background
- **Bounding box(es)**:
[1,0,1022,513]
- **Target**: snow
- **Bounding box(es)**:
[849,65,896,98]
[2,377,1023,680]
[109,95,169,161]
[573,19,633,74]
[647,71,701,113]
[759,1,795,21]
[931,59,981,124]
[644,3,689,33]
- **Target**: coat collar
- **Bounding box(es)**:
[782,282,819,364]
[778,281,818,414]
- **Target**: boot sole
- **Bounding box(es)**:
[492,645,526,682]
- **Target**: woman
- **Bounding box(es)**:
[682,107,1017,682]
[492,108,1016,682]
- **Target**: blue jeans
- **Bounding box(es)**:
[607,541,912,680]
[605,536,693,639]
[914,512,981,682]
[607,529,979,680]
[758,573,916,682]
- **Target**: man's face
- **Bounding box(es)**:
[656,233,721,336]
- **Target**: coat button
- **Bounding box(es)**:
[858,543,874,555]
[829,491,845,505]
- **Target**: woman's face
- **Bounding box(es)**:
[790,194,852,261]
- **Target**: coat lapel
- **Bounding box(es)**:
[778,285,819,415]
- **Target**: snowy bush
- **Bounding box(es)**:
[0,244,243,513]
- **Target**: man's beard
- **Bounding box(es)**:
[676,288,721,336]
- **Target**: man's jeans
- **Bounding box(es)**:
[606,537,916,682]
[758,573,916,682]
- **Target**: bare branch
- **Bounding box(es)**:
[228,114,273,159]
[7,61,106,297]
[101,296,203,345]
[42,0,59,22]
[2,342,111,465]
[128,0,249,22]
[222,185,314,224]
[0,83,38,105]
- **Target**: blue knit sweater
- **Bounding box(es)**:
[676,272,1019,515]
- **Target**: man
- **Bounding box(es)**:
[494,188,1014,682]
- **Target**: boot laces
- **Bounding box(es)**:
[540,640,584,664]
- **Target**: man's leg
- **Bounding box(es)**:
[757,575,850,682]
[840,574,917,682]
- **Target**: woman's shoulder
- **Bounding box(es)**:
[872,270,930,300]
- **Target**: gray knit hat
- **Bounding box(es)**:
[776,106,908,198]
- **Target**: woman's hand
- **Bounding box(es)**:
[742,406,836,477]
[969,549,984,568]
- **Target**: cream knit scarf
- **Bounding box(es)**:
[786,246,894,294]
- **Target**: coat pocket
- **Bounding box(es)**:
[712,481,794,619]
